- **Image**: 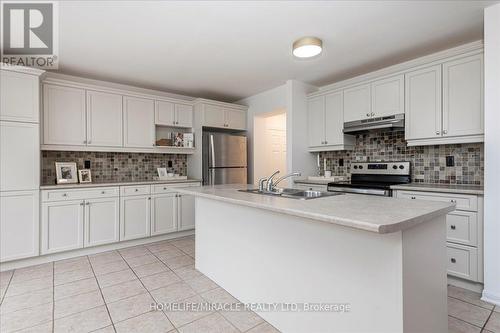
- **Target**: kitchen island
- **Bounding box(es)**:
[176,185,455,333]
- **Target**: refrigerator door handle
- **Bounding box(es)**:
[210,134,216,168]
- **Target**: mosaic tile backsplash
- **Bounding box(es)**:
[42,151,187,185]
[318,130,483,185]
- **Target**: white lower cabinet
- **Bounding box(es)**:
[120,195,151,241]
[0,191,39,262]
[151,193,177,235]
[178,193,195,231]
[42,200,85,254]
[37,183,198,257]
[85,197,120,247]
[394,189,483,283]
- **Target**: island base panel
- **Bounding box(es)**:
[194,197,447,333]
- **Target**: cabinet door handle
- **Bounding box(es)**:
[411,196,416,199]
[83,140,87,144]
[80,201,85,206]
[86,202,90,206]
[135,189,139,192]
[371,112,375,117]
[450,258,456,263]
[443,130,448,135]
[163,187,167,190]
[450,225,456,230]
[101,191,105,194]
[450,199,456,203]
[436,131,440,135]
[62,193,67,197]
[366,113,370,117]
[324,141,328,144]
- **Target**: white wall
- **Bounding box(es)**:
[238,85,287,183]
[285,80,318,186]
[238,81,319,185]
[482,3,500,306]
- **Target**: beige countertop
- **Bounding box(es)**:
[175,184,455,234]
[390,183,484,195]
[40,179,202,190]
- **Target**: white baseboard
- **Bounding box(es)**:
[0,230,194,272]
[482,290,500,306]
[447,275,484,293]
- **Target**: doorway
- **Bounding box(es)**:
[253,109,287,185]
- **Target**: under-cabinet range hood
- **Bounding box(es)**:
[343,113,405,133]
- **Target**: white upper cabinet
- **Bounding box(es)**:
[307,91,354,151]
[203,104,226,128]
[371,75,404,118]
[175,104,194,127]
[201,103,246,130]
[307,96,325,147]
[343,84,371,123]
[86,91,123,147]
[225,108,246,130]
[325,91,346,146]
[405,65,442,141]
[43,84,87,146]
[1,70,39,123]
[442,54,484,138]
[0,121,39,191]
[123,96,155,148]
[155,100,193,128]
[155,100,176,125]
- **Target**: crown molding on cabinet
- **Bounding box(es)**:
[309,40,484,97]
[194,98,248,111]
[0,63,45,77]
[43,72,195,105]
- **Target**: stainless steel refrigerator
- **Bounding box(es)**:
[202,132,247,185]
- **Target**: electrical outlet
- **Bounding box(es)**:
[446,156,455,167]
[339,158,344,167]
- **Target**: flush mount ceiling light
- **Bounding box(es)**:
[292,37,323,58]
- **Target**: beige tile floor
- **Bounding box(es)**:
[0,235,497,333]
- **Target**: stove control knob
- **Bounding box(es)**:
[353,165,358,169]
[358,165,363,169]
[392,165,398,169]
[399,165,405,169]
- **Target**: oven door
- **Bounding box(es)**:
[327,186,391,196]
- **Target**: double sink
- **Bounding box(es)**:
[239,188,342,200]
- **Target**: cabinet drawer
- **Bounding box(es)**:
[447,244,478,281]
[396,190,478,211]
[42,187,119,202]
[120,185,151,196]
[152,182,201,194]
[446,211,478,246]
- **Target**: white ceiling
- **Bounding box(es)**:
[57,1,497,102]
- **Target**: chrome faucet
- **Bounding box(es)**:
[271,172,302,191]
[265,170,281,192]
[258,177,268,192]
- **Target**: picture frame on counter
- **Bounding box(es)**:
[78,169,92,183]
[157,167,168,179]
[55,162,78,184]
